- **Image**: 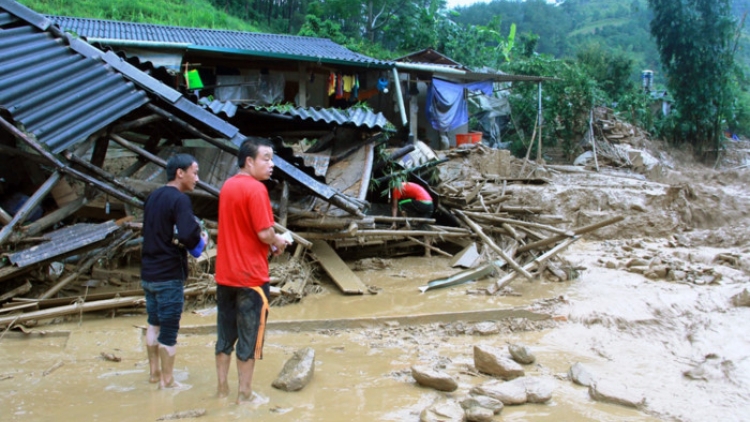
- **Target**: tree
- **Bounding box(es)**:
[648,0,737,157]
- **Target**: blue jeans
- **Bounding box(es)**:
[141,279,184,347]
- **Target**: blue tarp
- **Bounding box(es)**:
[426,78,493,132]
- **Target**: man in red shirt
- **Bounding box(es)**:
[214,139,289,404]
[391,181,434,228]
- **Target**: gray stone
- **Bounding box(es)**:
[420,400,465,422]
[461,395,504,414]
[470,379,527,405]
[508,344,536,364]
[271,347,315,392]
[411,365,459,392]
[473,321,500,335]
[731,288,750,307]
[516,377,554,403]
[588,379,645,409]
[569,362,596,387]
[474,345,524,380]
[464,406,494,422]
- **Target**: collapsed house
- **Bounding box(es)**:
[0,0,621,329]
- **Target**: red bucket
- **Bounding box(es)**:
[456,132,482,146]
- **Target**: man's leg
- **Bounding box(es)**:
[154,280,186,389]
[146,325,160,383]
[158,343,179,388]
[236,358,257,402]
[215,285,238,398]
[216,352,232,397]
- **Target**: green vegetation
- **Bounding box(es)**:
[15,0,750,161]
[18,0,259,31]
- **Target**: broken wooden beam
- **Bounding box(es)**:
[310,240,366,294]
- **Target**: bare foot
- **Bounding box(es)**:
[217,382,230,398]
[160,379,192,391]
[149,371,161,384]
[237,391,268,406]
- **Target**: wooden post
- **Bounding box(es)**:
[109,133,220,197]
[0,116,142,207]
[279,181,289,227]
[0,171,61,246]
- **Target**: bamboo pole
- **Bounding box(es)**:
[517,215,624,253]
[496,236,580,290]
[463,211,573,236]
[406,236,452,257]
[0,296,144,327]
[294,230,467,240]
[454,210,534,280]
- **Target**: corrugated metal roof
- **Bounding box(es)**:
[260,106,391,130]
[48,15,391,68]
[8,220,121,267]
[0,5,149,153]
[208,101,391,130]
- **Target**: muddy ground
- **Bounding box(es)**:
[1,140,750,421]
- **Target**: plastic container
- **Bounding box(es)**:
[455,132,482,146]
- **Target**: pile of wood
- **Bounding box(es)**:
[0,142,626,331]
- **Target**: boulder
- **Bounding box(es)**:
[272,347,315,392]
[411,365,459,392]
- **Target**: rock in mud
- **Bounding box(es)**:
[470,379,527,405]
[272,347,315,391]
[411,365,458,392]
[518,377,554,403]
[464,405,494,422]
[508,344,536,364]
[731,288,750,307]
[420,400,465,422]
[472,321,500,335]
[460,395,504,414]
[588,379,645,409]
[474,345,524,380]
[568,362,596,387]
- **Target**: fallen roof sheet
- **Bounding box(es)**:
[8,220,121,268]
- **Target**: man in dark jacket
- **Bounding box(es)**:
[141,153,207,389]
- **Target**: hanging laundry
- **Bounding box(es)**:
[351,75,360,100]
[335,72,344,99]
[328,72,335,96]
[342,75,355,93]
[426,78,493,132]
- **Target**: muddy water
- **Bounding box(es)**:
[3,249,735,421]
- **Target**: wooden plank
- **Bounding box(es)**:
[310,240,366,295]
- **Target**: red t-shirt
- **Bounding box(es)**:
[393,182,432,202]
[215,174,274,288]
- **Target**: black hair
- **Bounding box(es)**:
[237,138,273,168]
[166,153,197,181]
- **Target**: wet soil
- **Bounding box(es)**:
[2,142,750,421]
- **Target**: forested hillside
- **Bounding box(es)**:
[17,0,750,87]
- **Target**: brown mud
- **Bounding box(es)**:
[2,141,750,421]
